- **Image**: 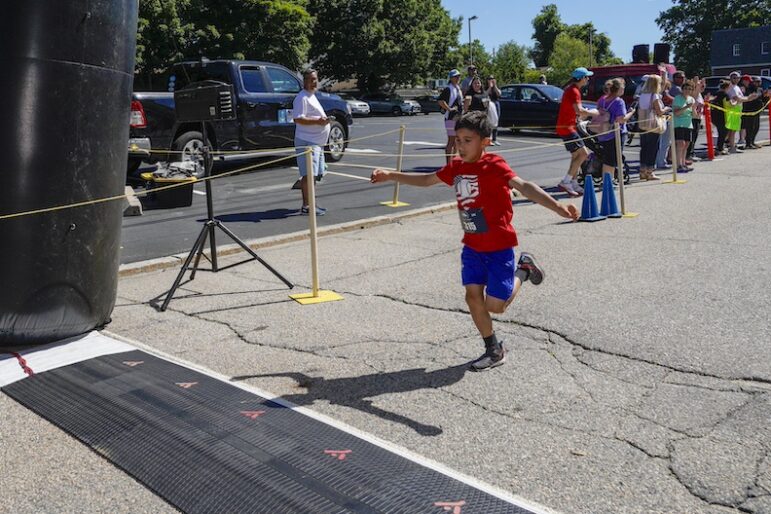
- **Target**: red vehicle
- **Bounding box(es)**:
[585,63,678,106]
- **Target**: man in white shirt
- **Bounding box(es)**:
[293,69,331,215]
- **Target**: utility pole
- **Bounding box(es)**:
[468,15,478,65]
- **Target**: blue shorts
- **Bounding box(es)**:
[461,246,517,301]
[295,137,325,178]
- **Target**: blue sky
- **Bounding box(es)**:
[440,0,671,63]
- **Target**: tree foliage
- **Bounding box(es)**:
[530,4,563,67]
[135,0,312,89]
[657,0,771,76]
[308,0,460,92]
[489,42,530,85]
[548,33,590,86]
[531,4,619,70]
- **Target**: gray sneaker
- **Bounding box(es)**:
[518,252,545,285]
[470,342,506,371]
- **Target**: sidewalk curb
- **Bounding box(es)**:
[118,202,457,277]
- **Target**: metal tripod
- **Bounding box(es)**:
[160,123,293,312]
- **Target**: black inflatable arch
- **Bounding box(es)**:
[0,1,138,345]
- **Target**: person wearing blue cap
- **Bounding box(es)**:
[555,67,599,197]
[437,69,464,164]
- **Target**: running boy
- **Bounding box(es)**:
[370,112,579,371]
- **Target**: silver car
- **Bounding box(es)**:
[339,94,371,117]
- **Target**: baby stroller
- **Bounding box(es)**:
[575,120,630,188]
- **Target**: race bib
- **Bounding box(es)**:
[459,209,488,234]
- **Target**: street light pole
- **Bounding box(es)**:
[468,15,478,65]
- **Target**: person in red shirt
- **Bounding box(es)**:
[370,111,578,371]
[556,67,600,197]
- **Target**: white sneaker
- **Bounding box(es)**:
[558,181,580,197]
[737,139,746,147]
[571,179,584,195]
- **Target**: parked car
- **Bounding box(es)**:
[127,59,353,177]
[413,94,443,114]
[359,93,421,115]
[338,93,371,116]
[498,84,597,132]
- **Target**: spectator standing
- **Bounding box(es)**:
[555,67,600,197]
[539,75,548,85]
[687,76,705,162]
[672,80,696,172]
[464,76,490,114]
[725,71,759,153]
[460,65,477,95]
[742,76,763,149]
[292,69,330,216]
[708,80,732,155]
[596,79,634,179]
[437,69,464,165]
[656,79,675,169]
[637,74,669,180]
[486,76,502,146]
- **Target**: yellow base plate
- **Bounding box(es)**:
[622,212,640,218]
[379,201,411,208]
[290,290,344,304]
[663,179,687,185]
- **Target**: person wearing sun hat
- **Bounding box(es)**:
[438,69,464,164]
[554,67,600,197]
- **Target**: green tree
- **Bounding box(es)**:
[309,0,460,92]
[657,0,771,76]
[548,33,590,86]
[563,22,617,66]
[489,42,530,85]
[135,0,194,90]
[530,4,564,67]
[134,0,313,89]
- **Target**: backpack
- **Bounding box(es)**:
[589,97,611,134]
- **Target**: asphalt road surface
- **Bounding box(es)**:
[121,113,769,264]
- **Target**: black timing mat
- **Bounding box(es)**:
[2,349,542,514]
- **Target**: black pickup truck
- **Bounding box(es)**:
[128,59,353,176]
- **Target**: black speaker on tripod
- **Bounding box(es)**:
[632,44,650,64]
[158,80,293,312]
[653,43,671,64]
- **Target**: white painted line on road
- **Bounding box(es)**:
[402,141,444,146]
[105,330,559,514]
[327,162,396,173]
[193,190,207,196]
[347,148,382,154]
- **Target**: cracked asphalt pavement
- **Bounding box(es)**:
[3,148,770,513]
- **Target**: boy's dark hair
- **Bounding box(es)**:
[455,111,492,138]
[719,79,730,90]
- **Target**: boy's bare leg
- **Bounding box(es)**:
[465,285,493,337]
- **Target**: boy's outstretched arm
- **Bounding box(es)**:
[370,169,443,187]
[509,176,579,221]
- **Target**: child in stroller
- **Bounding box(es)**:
[575,119,630,188]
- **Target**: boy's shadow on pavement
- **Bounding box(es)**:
[233,364,469,436]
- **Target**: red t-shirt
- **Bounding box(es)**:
[556,84,582,136]
[436,153,519,252]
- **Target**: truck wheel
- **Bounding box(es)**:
[325,120,346,162]
[171,131,211,178]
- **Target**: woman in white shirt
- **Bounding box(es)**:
[638,75,670,180]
